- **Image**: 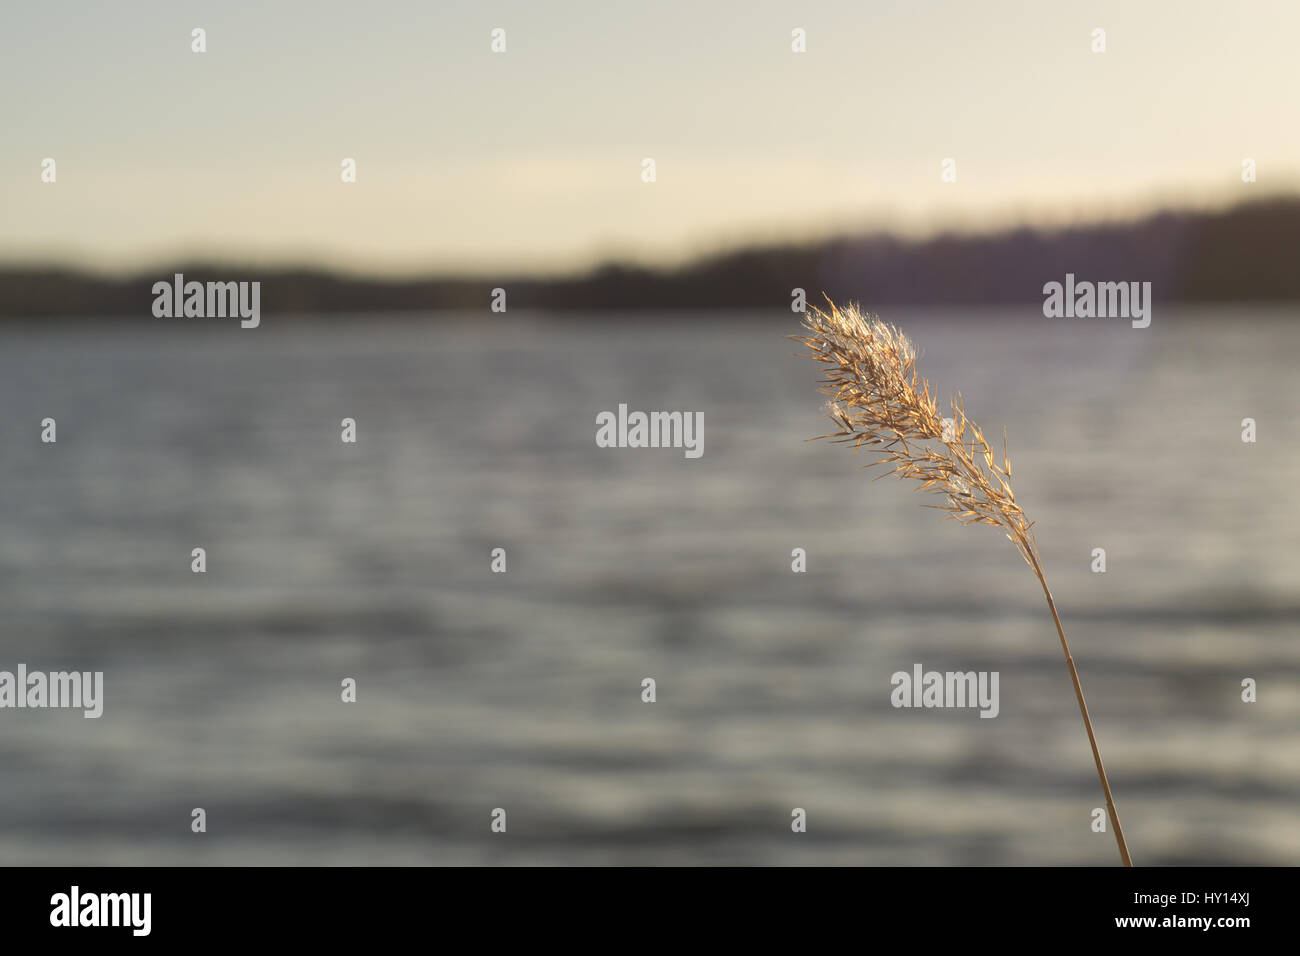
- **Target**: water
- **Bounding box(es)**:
[0,307,1296,865]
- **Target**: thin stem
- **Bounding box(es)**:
[802,303,1136,864]
[1025,547,1133,866]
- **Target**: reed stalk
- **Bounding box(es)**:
[795,300,1133,866]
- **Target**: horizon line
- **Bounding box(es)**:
[4,188,1296,283]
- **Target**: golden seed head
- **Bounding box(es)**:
[795,300,1037,564]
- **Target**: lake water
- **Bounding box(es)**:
[0,306,1296,865]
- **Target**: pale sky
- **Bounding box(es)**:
[2,0,1296,275]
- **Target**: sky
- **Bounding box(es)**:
[2,0,1297,276]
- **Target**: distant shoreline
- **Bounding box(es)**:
[3,197,1297,316]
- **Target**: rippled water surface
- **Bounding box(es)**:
[1,307,1296,865]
